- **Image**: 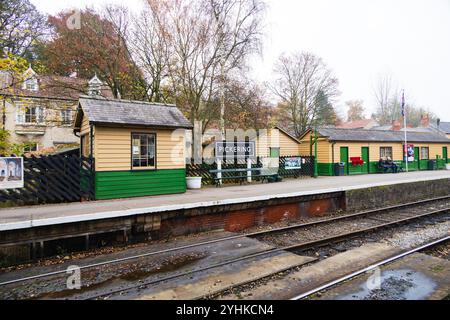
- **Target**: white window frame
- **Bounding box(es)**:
[61,109,73,125]
[380,147,393,159]
[22,77,39,91]
[24,142,38,153]
[16,106,45,125]
[131,133,156,170]
[421,147,429,160]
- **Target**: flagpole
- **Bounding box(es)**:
[403,90,408,172]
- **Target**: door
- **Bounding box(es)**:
[361,147,369,174]
[443,147,448,164]
[340,147,349,175]
[414,147,420,170]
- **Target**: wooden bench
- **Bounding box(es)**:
[209,167,280,187]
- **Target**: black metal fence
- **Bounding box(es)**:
[279,155,315,178]
[186,155,315,185]
[0,155,95,206]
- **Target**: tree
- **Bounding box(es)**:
[346,100,365,122]
[315,90,339,126]
[38,8,146,100]
[128,1,172,103]
[0,0,49,58]
[145,0,265,131]
[372,74,399,125]
[270,52,340,137]
[223,77,272,129]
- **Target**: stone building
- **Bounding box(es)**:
[0,67,111,152]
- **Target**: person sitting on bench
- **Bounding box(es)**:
[386,157,398,173]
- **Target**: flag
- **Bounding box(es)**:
[401,91,405,117]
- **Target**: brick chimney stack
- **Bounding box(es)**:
[419,114,430,127]
[392,120,402,131]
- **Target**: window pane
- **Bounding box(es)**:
[132,133,156,168]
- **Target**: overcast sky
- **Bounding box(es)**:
[31,0,450,121]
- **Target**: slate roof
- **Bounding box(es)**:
[316,127,450,143]
[77,96,193,129]
[439,122,450,133]
[0,73,113,100]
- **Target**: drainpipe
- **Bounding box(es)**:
[332,142,336,164]
[89,124,94,156]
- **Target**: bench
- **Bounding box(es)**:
[209,167,281,187]
[350,157,364,166]
[377,160,400,173]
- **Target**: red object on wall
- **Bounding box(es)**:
[350,157,364,166]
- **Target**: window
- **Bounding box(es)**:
[61,110,73,125]
[132,133,156,169]
[81,135,91,157]
[23,78,38,91]
[270,147,280,158]
[24,142,38,153]
[17,106,44,124]
[421,147,429,160]
[380,147,393,159]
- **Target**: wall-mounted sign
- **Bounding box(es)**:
[405,144,415,162]
[284,157,302,170]
[0,157,24,189]
[215,141,256,159]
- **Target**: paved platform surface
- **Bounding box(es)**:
[1,170,449,231]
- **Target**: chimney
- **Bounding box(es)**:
[392,120,402,131]
[88,74,103,97]
[419,114,430,128]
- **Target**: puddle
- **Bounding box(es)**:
[338,269,437,300]
[32,253,206,300]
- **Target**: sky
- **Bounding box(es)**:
[31,0,450,121]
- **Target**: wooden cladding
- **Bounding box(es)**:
[93,127,185,172]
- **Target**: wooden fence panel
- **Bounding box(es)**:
[0,155,95,206]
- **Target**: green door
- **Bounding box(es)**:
[414,147,420,170]
[443,147,448,164]
[361,147,369,173]
[340,147,349,175]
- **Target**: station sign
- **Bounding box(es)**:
[215,141,256,159]
[0,157,24,189]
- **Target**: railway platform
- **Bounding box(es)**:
[0,171,449,256]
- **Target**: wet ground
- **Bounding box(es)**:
[316,253,450,300]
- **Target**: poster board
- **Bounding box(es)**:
[284,157,302,170]
[0,157,24,189]
[405,144,415,162]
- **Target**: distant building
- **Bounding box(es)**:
[336,119,378,130]
[0,67,112,152]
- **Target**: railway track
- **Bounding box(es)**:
[290,235,450,300]
[0,195,449,299]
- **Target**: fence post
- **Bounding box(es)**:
[216,158,222,185]
[247,157,252,183]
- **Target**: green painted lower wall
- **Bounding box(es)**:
[319,160,447,176]
[95,169,187,200]
[318,163,334,176]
